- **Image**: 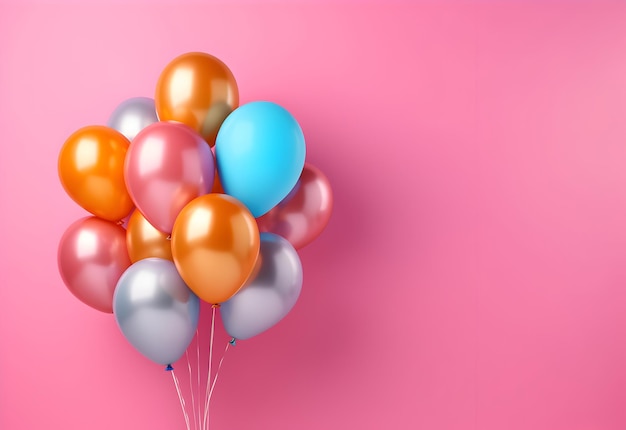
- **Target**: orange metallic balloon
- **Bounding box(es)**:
[211,167,224,193]
[155,52,239,146]
[126,210,173,263]
[171,194,260,304]
[58,126,134,221]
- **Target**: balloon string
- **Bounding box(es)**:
[196,328,201,430]
[208,339,235,403]
[185,350,198,430]
[171,369,191,430]
[202,305,217,430]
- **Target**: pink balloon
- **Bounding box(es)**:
[124,121,215,233]
[58,217,131,313]
[257,163,333,249]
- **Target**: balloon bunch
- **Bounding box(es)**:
[57,52,333,374]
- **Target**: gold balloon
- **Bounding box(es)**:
[155,52,239,146]
[211,166,224,194]
[126,210,173,263]
[58,126,133,221]
[171,194,260,304]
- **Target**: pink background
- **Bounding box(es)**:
[2,1,626,429]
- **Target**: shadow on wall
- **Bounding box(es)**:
[274,114,378,375]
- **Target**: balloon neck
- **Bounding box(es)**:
[212,303,221,309]
[165,364,174,371]
[229,338,237,346]
[166,235,171,241]
[116,220,124,226]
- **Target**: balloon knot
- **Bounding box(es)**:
[165,364,174,371]
[166,235,171,241]
[212,303,221,309]
[116,220,124,226]
[229,338,237,346]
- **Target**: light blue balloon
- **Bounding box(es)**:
[215,101,306,217]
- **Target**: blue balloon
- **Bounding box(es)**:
[215,101,306,217]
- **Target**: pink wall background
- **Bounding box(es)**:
[1,1,626,429]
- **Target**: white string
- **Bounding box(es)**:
[208,340,232,402]
[185,350,198,430]
[196,328,201,430]
[202,306,217,430]
[171,369,191,430]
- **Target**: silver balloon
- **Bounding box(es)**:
[113,258,200,366]
[107,97,158,141]
[221,233,303,340]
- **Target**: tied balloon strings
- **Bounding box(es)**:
[196,328,201,430]
[208,338,235,403]
[185,350,198,430]
[171,369,191,430]
[199,338,234,430]
[202,305,218,430]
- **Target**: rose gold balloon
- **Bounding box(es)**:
[257,163,333,249]
[126,210,173,263]
[171,194,260,304]
[124,121,215,234]
[58,217,131,313]
[155,52,239,146]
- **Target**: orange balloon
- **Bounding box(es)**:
[211,167,224,194]
[155,52,239,147]
[126,210,173,263]
[58,126,133,221]
[171,194,260,304]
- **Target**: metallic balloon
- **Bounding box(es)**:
[210,146,225,194]
[212,168,224,194]
[58,126,134,222]
[58,217,131,313]
[113,258,200,366]
[257,163,333,249]
[220,233,303,340]
[171,194,260,305]
[107,97,158,141]
[155,52,239,146]
[126,209,173,263]
[215,101,306,217]
[124,121,215,234]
